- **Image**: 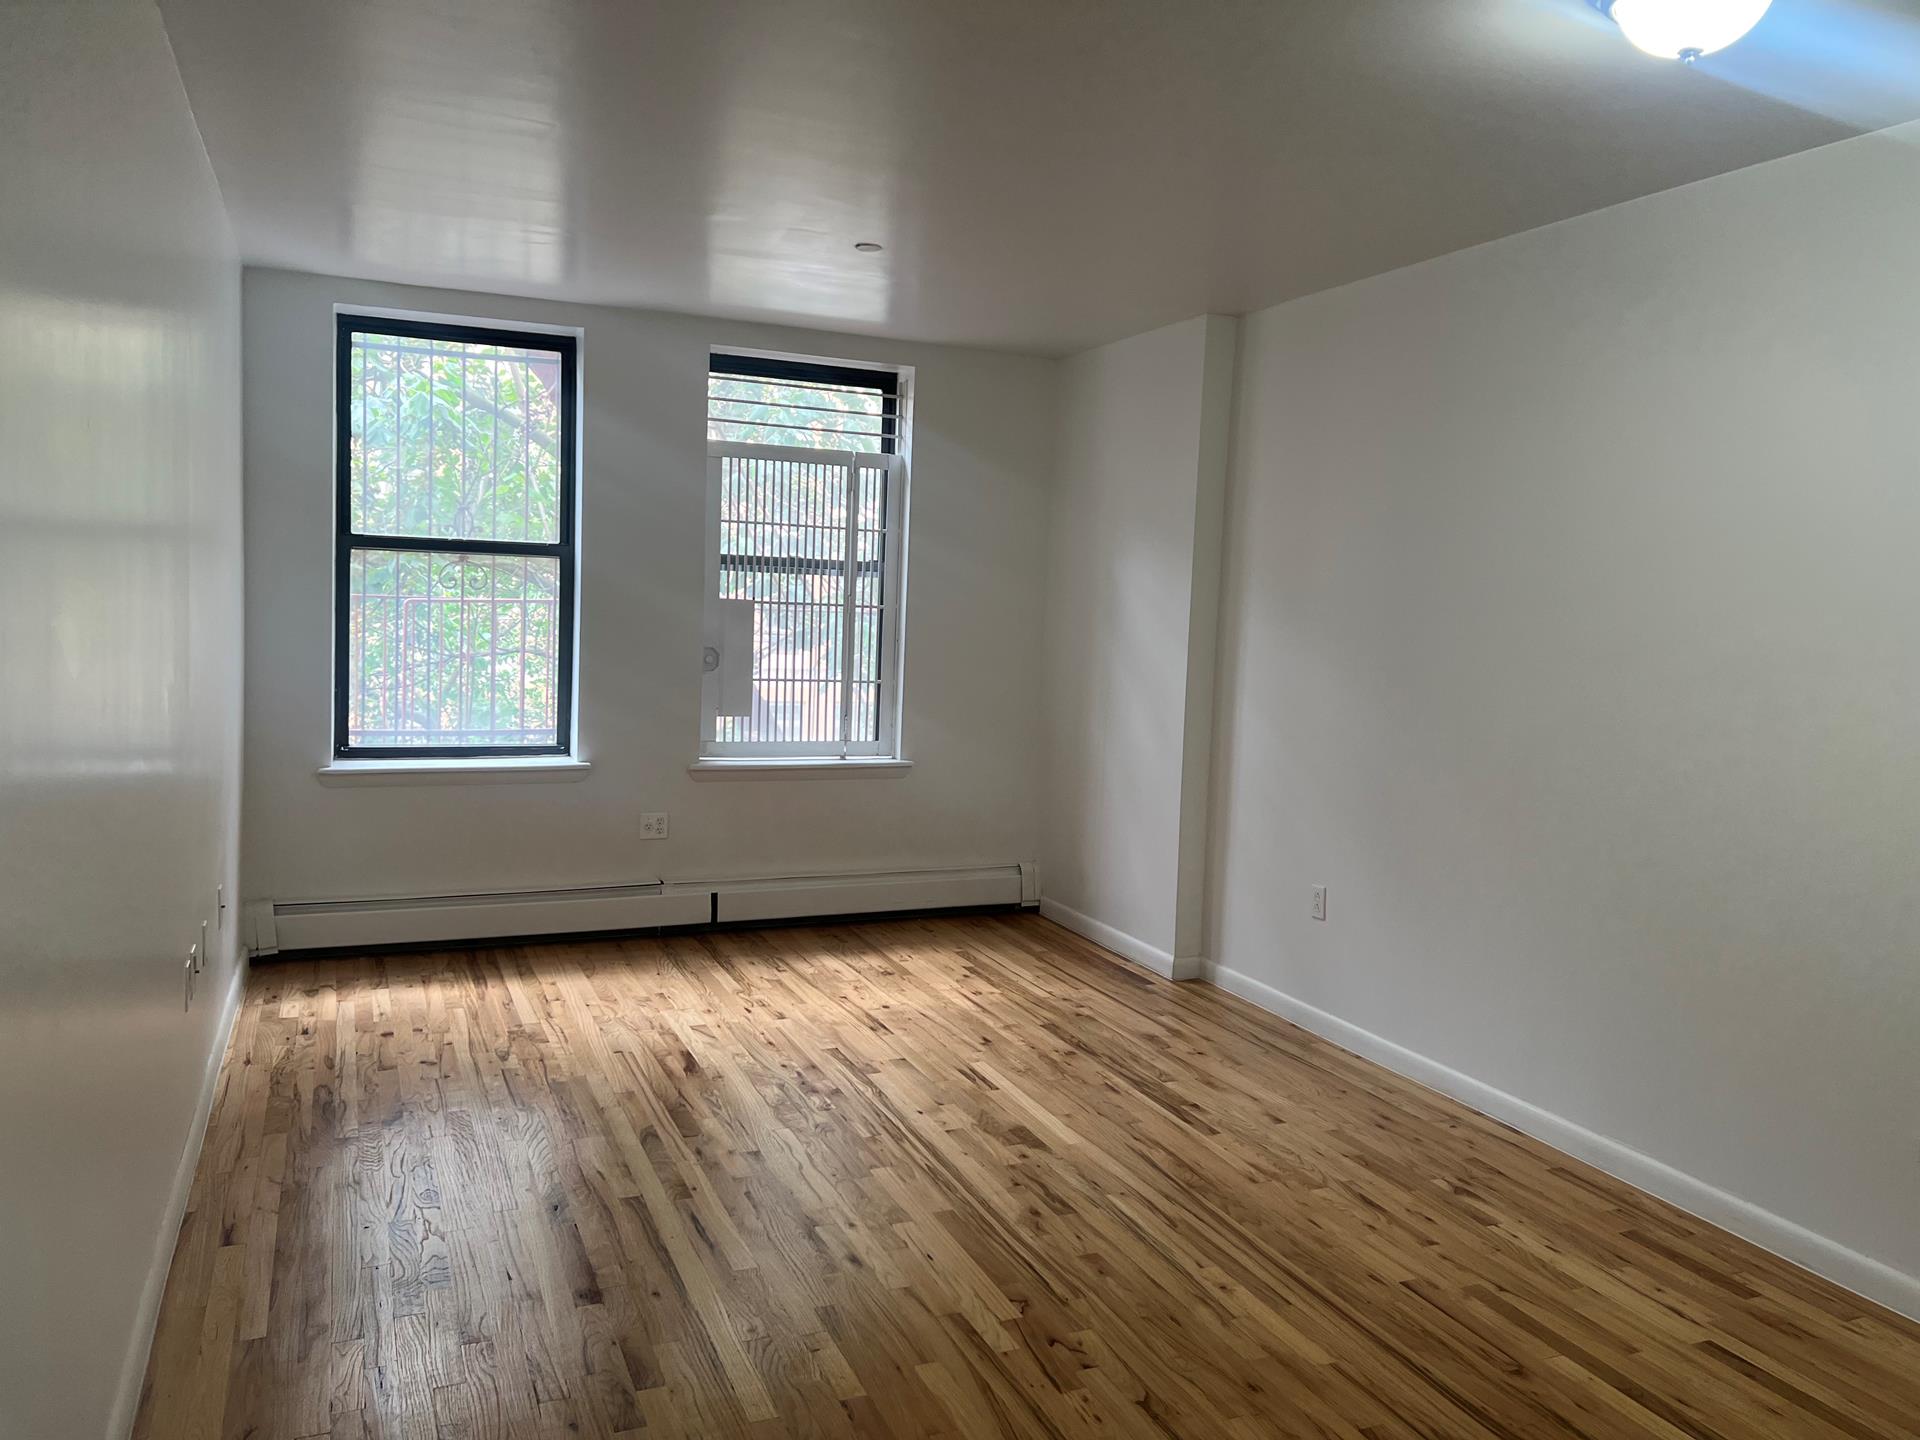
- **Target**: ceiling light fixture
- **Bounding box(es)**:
[853,241,884,252]
[1593,0,1772,63]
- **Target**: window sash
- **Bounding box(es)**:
[702,441,905,759]
[334,315,578,758]
[707,351,900,455]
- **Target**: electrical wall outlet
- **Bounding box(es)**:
[1311,885,1327,922]
[640,812,669,840]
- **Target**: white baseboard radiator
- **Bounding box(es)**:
[251,862,1038,957]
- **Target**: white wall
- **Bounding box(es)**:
[1208,124,1920,1307]
[1040,317,1235,974]
[242,269,1055,907]
[0,5,245,1436]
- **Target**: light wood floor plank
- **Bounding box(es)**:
[133,913,1920,1438]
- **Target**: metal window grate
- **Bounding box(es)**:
[712,452,889,747]
[336,317,576,757]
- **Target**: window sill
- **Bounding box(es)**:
[687,758,913,781]
[317,757,592,787]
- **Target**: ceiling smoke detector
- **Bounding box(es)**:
[1594,0,1772,63]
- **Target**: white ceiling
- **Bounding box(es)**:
[157,0,1920,354]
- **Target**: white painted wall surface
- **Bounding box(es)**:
[1209,125,1920,1296]
[242,269,1054,906]
[1040,317,1234,971]
[0,5,245,1435]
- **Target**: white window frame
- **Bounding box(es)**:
[700,441,909,761]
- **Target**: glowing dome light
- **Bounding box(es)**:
[1597,0,1774,63]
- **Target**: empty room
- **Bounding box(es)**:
[7,1,1920,1436]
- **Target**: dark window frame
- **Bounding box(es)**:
[708,351,900,455]
[333,313,578,759]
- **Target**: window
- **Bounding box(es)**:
[335,315,576,757]
[703,352,908,759]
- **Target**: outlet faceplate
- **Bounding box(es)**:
[640,812,669,840]
[1311,886,1327,922]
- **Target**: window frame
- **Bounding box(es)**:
[702,351,910,763]
[707,350,901,455]
[333,313,579,760]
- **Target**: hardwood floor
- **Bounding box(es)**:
[133,912,1920,1439]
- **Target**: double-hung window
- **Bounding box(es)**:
[703,352,908,760]
[335,315,577,757]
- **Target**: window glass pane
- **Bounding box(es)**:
[349,330,565,543]
[713,453,864,745]
[707,372,890,452]
[346,548,560,748]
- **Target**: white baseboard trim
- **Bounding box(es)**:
[1200,960,1920,1324]
[108,951,248,1440]
[1039,897,1201,980]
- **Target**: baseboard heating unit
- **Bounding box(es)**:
[251,863,1036,956]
